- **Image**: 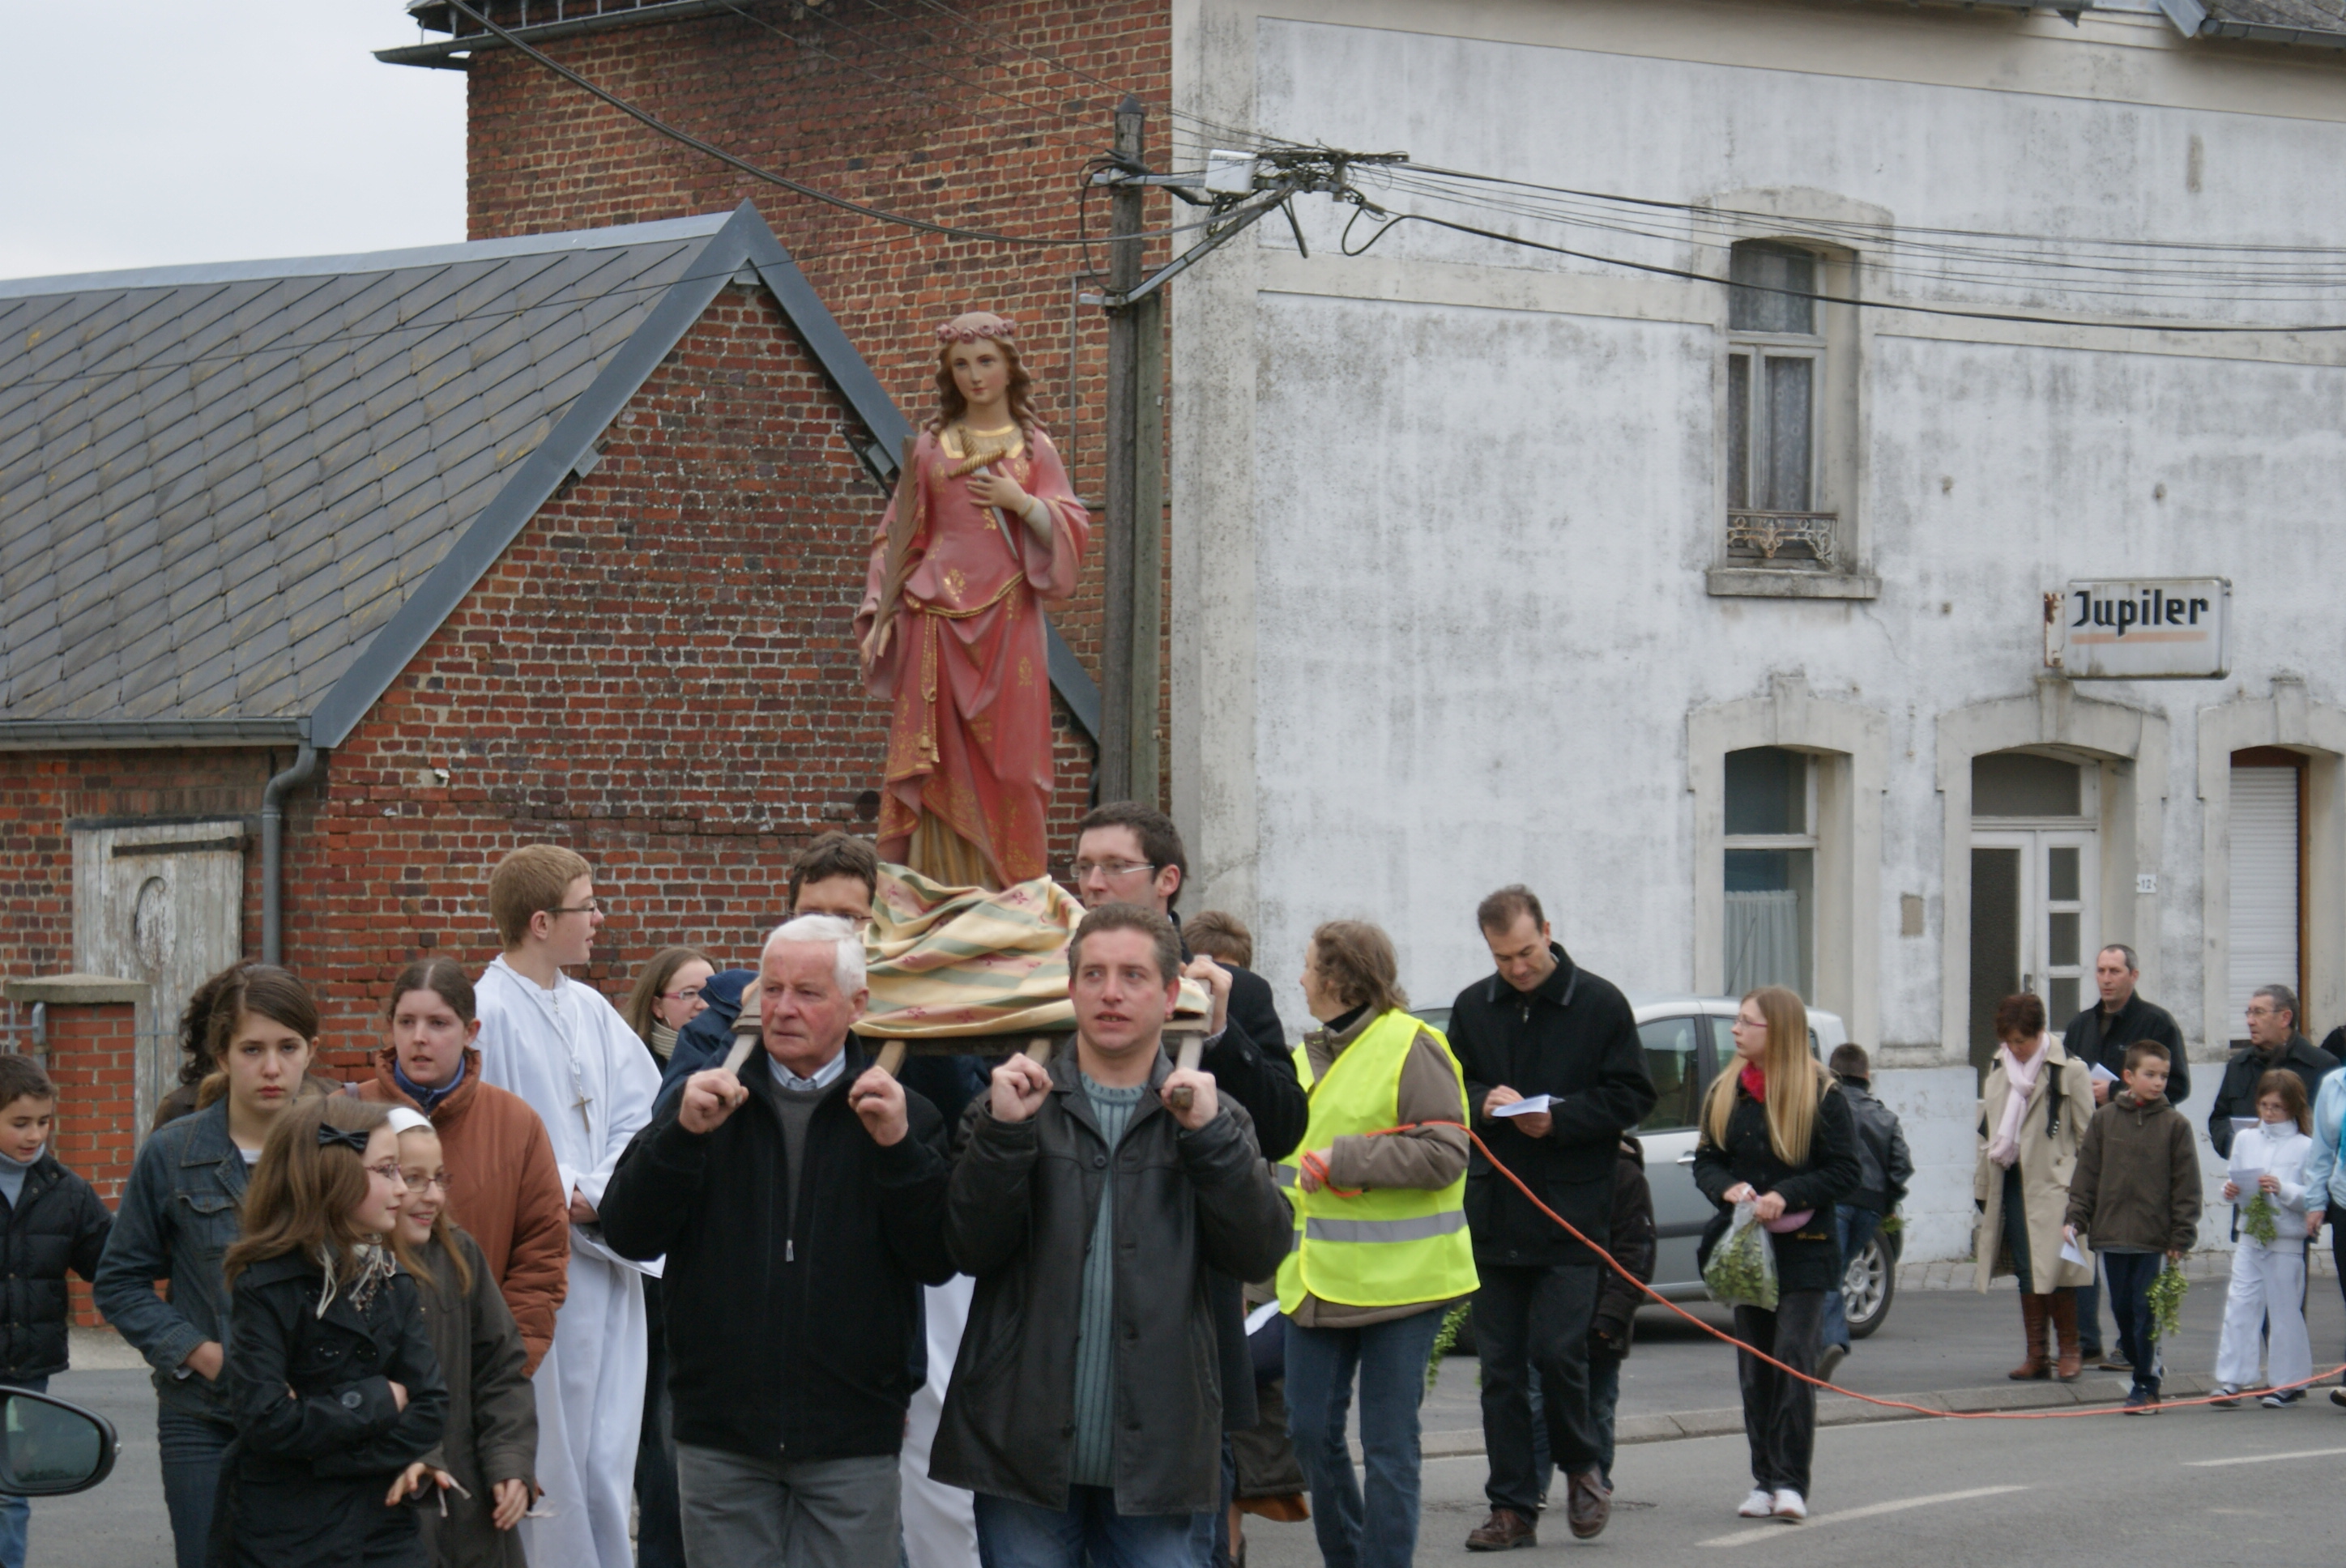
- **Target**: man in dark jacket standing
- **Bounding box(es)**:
[1446,886,1655,1551]
[2059,943,2190,1367]
[934,903,1291,1568]
[2207,984,2334,1157]
[601,914,957,1567]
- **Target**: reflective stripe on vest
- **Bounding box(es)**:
[1274,1008,1478,1312]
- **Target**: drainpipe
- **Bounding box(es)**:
[260,743,319,966]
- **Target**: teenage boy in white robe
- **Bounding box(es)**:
[476,843,662,1568]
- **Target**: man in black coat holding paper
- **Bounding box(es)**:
[1446,886,1654,1550]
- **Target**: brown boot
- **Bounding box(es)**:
[1465,1508,1538,1551]
[2008,1293,2051,1379]
[2050,1289,2083,1382]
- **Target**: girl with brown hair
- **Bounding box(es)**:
[389,1113,536,1566]
[217,1096,447,1567]
[93,962,331,1568]
[2212,1068,2318,1406]
[1692,986,1860,1523]
[621,946,714,1063]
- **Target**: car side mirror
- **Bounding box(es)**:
[0,1387,117,1496]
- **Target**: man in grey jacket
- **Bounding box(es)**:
[933,903,1292,1568]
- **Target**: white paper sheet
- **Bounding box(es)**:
[2059,1237,2090,1267]
[1491,1095,1554,1118]
[2088,1063,2119,1084]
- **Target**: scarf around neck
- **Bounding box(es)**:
[1990,1038,2049,1168]
[1738,1062,1768,1102]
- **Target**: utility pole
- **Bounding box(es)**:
[1098,94,1147,805]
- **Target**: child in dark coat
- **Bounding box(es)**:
[0,1055,111,1568]
[1586,1135,1655,1493]
[217,1098,447,1568]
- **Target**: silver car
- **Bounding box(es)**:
[1416,994,1900,1337]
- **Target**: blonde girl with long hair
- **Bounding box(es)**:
[1691,986,1861,1524]
[216,1097,447,1568]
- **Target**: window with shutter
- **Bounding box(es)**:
[2228,756,2303,1041]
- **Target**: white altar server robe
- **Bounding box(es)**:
[476,957,662,1568]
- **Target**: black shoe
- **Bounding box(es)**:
[1816,1344,1848,1383]
[2097,1354,2131,1373]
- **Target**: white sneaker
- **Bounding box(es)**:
[1738,1488,1775,1518]
[1771,1489,1808,1522]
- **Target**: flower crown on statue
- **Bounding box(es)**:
[936,311,1016,344]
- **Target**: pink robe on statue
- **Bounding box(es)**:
[854,424,1088,888]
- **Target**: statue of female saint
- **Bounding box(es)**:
[855,312,1089,888]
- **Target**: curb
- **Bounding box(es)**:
[1412,1372,2229,1460]
[1897,1246,2336,1292]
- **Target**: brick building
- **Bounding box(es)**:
[0,204,1101,1113]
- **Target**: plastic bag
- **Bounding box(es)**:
[1704,1199,1781,1310]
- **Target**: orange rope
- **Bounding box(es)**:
[1317,1120,2345,1417]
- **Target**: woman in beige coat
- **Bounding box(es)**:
[1973,992,2097,1380]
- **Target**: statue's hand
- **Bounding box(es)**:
[966,469,1030,515]
[859,619,893,671]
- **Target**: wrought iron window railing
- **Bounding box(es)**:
[1726,509,1837,570]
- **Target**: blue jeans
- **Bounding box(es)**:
[0,1377,45,1568]
[1820,1204,1881,1352]
[1284,1310,1442,1568]
[1184,1439,1235,1567]
[1588,1355,1620,1488]
[975,1485,1192,1568]
[2103,1252,2165,1395]
[156,1408,237,1568]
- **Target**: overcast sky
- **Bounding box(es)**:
[0,3,466,281]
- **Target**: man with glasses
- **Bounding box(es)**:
[2207,984,2334,1157]
[476,844,663,1568]
[1073,803,1304,1568]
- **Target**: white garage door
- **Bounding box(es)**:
[2228,765,2300,1040]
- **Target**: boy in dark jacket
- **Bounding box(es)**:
[1819,1045,1913,1377]
[1586,1136,1654,1493]
[0,1054,114,1568]
[2063,1041,2201,1412]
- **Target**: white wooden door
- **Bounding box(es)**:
[1973,828,2097,1038]
[72,820,246,1135]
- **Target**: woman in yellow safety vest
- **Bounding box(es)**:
[1278,920,1478,1568]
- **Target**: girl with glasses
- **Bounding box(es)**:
[390,1110,538,1566]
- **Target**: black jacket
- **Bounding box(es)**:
[2320,1025,2346,1069]
[1447,948,1657,1268]
[2207,1035,2335,1157]
[1188,952,1303,1435]
[1692,1076,1862,1296]
[0,1154,110,1379]
[218,1253,447,1568]
[1589,1136,1655,1357]
[2061,992,2192,1106]
[1835,1076,1914,1215]
[932,1048,1292,1516]
[602,1037,956,1463]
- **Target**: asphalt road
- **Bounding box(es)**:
[29,1273,2346,1567]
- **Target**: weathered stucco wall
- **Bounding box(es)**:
[1173,2,2346,1257]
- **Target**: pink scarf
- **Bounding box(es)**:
[1989,1038,2048,1169]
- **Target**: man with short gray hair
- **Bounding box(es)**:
[601,914,958,1567]
[2207,983,2334,1158]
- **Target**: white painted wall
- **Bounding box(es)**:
[1171,0,2346,1257]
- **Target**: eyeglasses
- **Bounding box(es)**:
[365,1160,404,1185]
[549,898,612,917]
[401,1170,451,1194]
[1072,859,1154,881]
[659,985,706,1003]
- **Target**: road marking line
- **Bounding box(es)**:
[2184,1446,2346,1468]
[1696,1485,2028,1548]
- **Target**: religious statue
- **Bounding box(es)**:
[855,311,1090,889]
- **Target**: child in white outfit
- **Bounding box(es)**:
[2213,1069,2316,1408]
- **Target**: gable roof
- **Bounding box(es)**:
[0,202,1098,752]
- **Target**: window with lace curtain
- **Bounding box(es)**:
[1725,241,1837,572]
[1725,746,1815,1000]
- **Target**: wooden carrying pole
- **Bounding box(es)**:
[1097,95,1147,804]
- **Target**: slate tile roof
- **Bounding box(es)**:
[0,213,732,731]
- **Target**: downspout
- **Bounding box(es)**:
[261,743,320,966]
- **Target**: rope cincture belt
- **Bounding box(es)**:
[1331,1120,2346,1419]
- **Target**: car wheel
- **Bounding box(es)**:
[1844,1234,1896,1340]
